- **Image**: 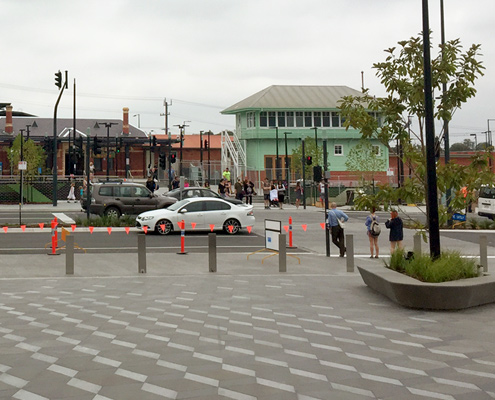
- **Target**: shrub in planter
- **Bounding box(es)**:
[385,249,478,283]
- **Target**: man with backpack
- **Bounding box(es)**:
[365,207,380,258]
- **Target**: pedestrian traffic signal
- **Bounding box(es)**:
[313,165,322,182]
[54,71,62,89]
[306,156,313,165]
[204,140,208,149]
[93,136,103,155]
[159,153,166,169]
[170,153,177,164]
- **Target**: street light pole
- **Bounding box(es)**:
[208,130,211,183]
[274,127,280,181]
[470,133,477,150]
[95,122,117,181]
[174,122,190,177]
[284,131,292,204]
[488,119,495,171]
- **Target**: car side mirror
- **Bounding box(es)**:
[179,208,188,213]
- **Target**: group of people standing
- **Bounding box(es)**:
[326,203,404,258]
[262,178,287,209]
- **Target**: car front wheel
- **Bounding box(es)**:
[104,206,121,219]
[223,218,241,235]
[155,219,173,235]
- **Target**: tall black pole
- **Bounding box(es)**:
[86,130,91,220]
[275,127,280,181]
[106,124,110,180]
[422,0,441,259]
[73,79,77,176]
[323,140,330,257]
[284,132,291,203]
[53,71,68,207]
[302,139,306,209]
[19,129,25,225]
[208,130,211,182]
[200,130,203,182]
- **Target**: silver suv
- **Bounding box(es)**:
[82,182,177,218]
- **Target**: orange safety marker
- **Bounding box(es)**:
[89,226,94,234]
[320,222,325,230]
[143,226,148,234]
[228,225,234,234]
[50,218,58,255]
[288,217,294,248]
[39,223,44,230]
[302,224,307,232]
[283,225,289,233]
[107,227,112,235]
[3,227,7,233]
[71,224,76,232]
[247,226,252,234]
[125,227,130,234]
[21,225,26,232]
[209,224,215,232]
[178,219,187,255]
[160,223,165,232]
[191,222,197,230]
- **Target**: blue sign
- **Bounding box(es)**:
[453,213,466,222]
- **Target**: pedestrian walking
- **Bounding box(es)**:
[277,180,286,209]
[146,176,156,193]
[385,210,404,254]
[327,202,349,257]
[263,178,271,209]
[365,207,380,258]
[218,178,227,198]
[295,181,302,209]
[67,183,76,202]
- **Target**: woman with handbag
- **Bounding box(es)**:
[327,202,349,257]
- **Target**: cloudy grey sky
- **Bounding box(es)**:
[1,0,493,143]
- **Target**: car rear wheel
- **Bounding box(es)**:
[223,218,241,235]
[104,206,121,219]
[155,219,173,235]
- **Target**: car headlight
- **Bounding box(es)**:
[140,216,155,221]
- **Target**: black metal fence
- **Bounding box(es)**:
[0,176,84,204]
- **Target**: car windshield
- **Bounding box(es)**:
[167,188,181,196]
[480,187,495,199]
[167,198,190,211]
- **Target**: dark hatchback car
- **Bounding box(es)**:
[82,182,177,218]
[164,187,244,205]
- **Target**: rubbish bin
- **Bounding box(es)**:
[346,190,355,205]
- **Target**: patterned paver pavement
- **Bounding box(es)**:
[1,252,495,400]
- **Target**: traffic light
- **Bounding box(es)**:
[74,137,83,156]
[54,71,62,89]
[159,153,166,169]
[204,140,208,149]
[42,137,52,153]
[152,136,157,147]
[170,153,177,164]
[115,137,122,153]
[306,156,313,165]
[313,165,322,182]
[93,136,103,155]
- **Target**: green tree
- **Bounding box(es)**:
[338,34,488,223]
[345,140,386,185]
[7,135,45,177]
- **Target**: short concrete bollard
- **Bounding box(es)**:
[480,235,488,273]
[345,234,354,273]
[413,233,422,255]
[138,234,146,274]
[65,235,74,275]
[209,233,217,272]
[279,234,286,272]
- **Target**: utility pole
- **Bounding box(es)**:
[323,140,330,257]
[161,99,172,188]
[174,122,189,176]
[302,139,306,210]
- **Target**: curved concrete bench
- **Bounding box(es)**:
[358,264,495,310]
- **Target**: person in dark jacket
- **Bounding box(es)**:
[385,210,404,254]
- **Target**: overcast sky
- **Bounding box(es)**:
[1,0,493,143]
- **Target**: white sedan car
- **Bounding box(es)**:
[135,197,255,235]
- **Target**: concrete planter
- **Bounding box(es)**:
[358,264,495,310]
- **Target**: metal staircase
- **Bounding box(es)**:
[221,130,246,179]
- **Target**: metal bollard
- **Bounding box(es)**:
[279,234,287,272]
[209,233,217,272]
[345,234,354,273]
[65,235,74,275]
[480,235,488,274]
[138,234,147,274]
[413,233,422,255]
